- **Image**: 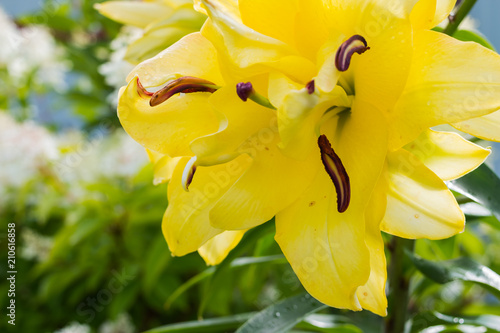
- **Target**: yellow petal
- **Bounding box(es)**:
[315,36,344,93]
[118,77,219,157]
[126,32,223,88]
[294,0,330,61]
[190,85,275,165]
[95,1,173,28]
[275,167,366,311]
[239,0,299,47]
[323,0,413,112]
[163,155,250,256]
[391,30,500,149]
[356,170,388,317]
[452,110,500,142]
[163,0,193,8]
[267,71,302,109]
[404,130,490,181]
[209,135,319,230]
[125,27,195,65]
[199,1,316,83]
[153,154,182,185]
[381,149,465,239]
[275,99,388,311]
[198,230,246,265]
[124,8,206,64]
[410,0,456,30]
[146,148,181,184]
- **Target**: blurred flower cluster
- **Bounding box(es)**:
[0,8,69,118]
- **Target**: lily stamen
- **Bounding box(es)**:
[335,35,370,72]
[306,80,315,94]
[236,82,277,110]
[136,77,154,98]
[318,135,351,213]
[150,76,220,107]
[181,156,198,192]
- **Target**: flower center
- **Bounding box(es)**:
[318,134,350,213]
[335,35,370,72]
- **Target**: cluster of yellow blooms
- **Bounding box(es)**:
[115,0,500,315]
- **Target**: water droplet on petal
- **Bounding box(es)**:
[274,312,281,318]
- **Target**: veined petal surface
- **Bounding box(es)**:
[95,1,173,28]
[404,130,490,181]
[163,156,250,256]
[190,85,275,165]
[381,150,465,239]
[209,136,319,230]
[452,110,500,142]
[198,230,246,265]
[126,32,223,88]
[275,99,388,310]
[118,77,219,157]
[391,30,500,149]
[409,0,456,30]
[356,172,388,317]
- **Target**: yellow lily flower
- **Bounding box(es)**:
[117,0,500,316]
[96,0,206,64]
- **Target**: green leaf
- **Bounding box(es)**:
[410,311,500,333]
[295,314,362,333]
[143,235,172,295]
[452,30,497,51]
[198,220,275,318]
[144,312,256,333]
[408,253,500,299]
[448,164,500,223]
[236,293,327,333]
[167,255,286,309]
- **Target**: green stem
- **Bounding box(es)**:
[443,0,478,36]
[385,237,415,333]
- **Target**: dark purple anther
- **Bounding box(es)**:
[306,80,315,94]
[236,82,254,102]
[318,135,351,213]
[335,35,370,72]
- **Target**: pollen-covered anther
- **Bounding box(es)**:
[149,76,218,107]
[181,156,197,192]
[318,135,351,213]
[335,35,370,72]
[306,80,315,94]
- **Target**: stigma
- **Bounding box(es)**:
[318,135,350,213]
[146,76,219,107]
[335,35,370,72]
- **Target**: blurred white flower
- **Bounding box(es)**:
[0,7,70,91]
[54,322,91,333]
[20,228,53,262]
[99,313,135,333]
[99,26,142,106]
[55,128,148,186]
[0,112,58,195]
[0,7,20,64]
